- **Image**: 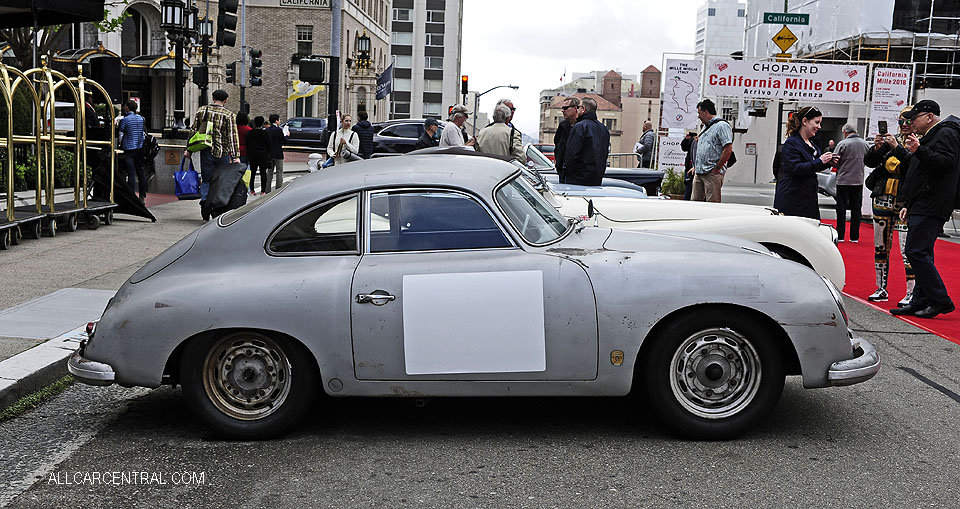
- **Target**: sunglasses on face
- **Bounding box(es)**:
[561,105,576,111]
[898,118,911,126]
[509,107,516,112]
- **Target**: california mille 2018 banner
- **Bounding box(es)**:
[867,67,911,138]
[703,57,868,103]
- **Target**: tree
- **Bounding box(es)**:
[0,1,129,70]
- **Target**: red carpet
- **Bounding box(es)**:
[823,219,960,345]
[144,193,180,208]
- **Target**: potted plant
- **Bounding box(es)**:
[660,168,685,199]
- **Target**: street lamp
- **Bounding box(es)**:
[197,15,214,106]
[160,0,190,133]
[355,30,371,70]
[472,84,519,137]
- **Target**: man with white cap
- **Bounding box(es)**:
[440,104,475,148]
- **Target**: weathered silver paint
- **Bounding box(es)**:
[76,154,876,397]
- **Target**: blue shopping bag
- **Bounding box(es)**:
[175,157,201,200]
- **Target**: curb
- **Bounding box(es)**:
[0,326,85,411]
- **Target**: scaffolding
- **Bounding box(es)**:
[796,0,960,90]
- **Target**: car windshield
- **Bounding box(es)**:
[495,175,569,245]
[525,144,554,170]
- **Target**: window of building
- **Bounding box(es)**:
[602,118,617,131]
[392,101,410,115]
[425,56,443,69]
[392,8,411,21]
[392,31,413,45]
[425,33,444,46]
[423,103,442,116]
[296,25,313,56]
[394,55,412,68]
[737,8,745,17]
[294,95,314,117]
[708,8,716,15]
[424,80,443,92]
[394,78,412,92]
[426,10,444,23]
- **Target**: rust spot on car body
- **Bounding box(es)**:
[545,247,610,256]
[390,385,425,397]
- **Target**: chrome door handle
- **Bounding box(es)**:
[356,292,396,305]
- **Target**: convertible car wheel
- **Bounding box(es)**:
[643,311,785,440]
[181,331,318,439]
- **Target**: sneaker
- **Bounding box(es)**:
[850,239,859,243]
[868,289,888,302]
[898,293,913,307]
[838,239,845,243]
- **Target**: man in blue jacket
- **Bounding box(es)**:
[351,110,376,159]
[564,97,610,186]
[890,100,960,318]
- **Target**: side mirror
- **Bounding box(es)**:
[587,199,594,218]
[526,160,536,168]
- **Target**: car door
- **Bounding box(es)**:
[285,118,305,144]
[350,188,599,381]
[303,118,326,145]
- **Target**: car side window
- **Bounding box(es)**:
[269,195,359,254]
[304,119,325,128]
[287,119,302,128]
[393,124,421,139]
[378,126,398,137]
[369,191,511,253]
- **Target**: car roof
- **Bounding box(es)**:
[374,118,438,127]
[283,153,519,203]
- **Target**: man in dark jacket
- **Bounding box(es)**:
[416,118,440,149]
[680,132,697,200]
[265,114,288,189]
[245,116,275,194]
[553,96,580,183]
[890,100,960,318]
[564,97,610,186]
[352,110,376,159]
[634,121,655,168]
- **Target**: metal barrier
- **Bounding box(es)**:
[0,57,117,249]
[607,152,641,168]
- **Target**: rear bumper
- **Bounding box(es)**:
[67,350,116,386]
[828,335,881,386]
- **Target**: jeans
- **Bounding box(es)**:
[199,150,230,202]
[835,184,863,240]
[905,214,953,308]
[251,159,272,193]
[121,148,146,199]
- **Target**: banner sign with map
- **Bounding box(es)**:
[662,59,702,130]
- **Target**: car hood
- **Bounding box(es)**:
[544,226,769,259]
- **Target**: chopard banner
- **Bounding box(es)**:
[868,67,911,138]
[704,57,868,103]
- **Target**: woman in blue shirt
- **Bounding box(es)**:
[774,106,837,219]
[117,99,146,200]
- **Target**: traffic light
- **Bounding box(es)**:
[216,0,238,47]
[249,48,263,86]
[448,105,454,116]
[461,75,468,95]
[192,63,208,87]
[225,61,236,84]
[299,58,325,83]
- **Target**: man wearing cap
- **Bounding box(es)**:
[440,105,474,148]
[890,99,960,318]
[416,118,440,149]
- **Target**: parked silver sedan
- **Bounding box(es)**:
[69,153,879,440]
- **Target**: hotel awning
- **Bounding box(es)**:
[0,0,106,29]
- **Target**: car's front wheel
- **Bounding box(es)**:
[642,311,785,440]
[181,331,318,439]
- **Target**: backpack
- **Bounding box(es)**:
[142,133,160,162]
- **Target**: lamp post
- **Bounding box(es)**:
[472,84,519,137]
[355,30,371,70]
[198,14,213,106]
[161,0,195,134]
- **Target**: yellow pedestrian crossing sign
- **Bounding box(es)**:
[773,25,798,53]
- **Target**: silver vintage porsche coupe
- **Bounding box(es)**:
[69,153,879,440]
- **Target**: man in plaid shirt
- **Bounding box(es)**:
[184,89,240,219]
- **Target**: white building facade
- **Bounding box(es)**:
[695,0,747,57]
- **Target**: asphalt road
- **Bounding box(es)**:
[2,186,960,507]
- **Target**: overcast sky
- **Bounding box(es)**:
[461,0,700,138]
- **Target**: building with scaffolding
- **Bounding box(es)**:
[720,0,960,184]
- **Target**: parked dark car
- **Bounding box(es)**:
[282,117,328,149]
[372,119,430,154]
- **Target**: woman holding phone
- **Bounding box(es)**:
[774,106,838,219]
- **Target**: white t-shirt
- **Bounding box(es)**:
[439,121,466,147]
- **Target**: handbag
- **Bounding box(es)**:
[865,166,887,198]
[174,157,201,200]
[187,109,213,152]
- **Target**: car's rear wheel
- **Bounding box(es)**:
[642,311,784,440]
[181,331,318,439]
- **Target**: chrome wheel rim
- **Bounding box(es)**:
[202,334,292,421]
[668,327,762,419]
